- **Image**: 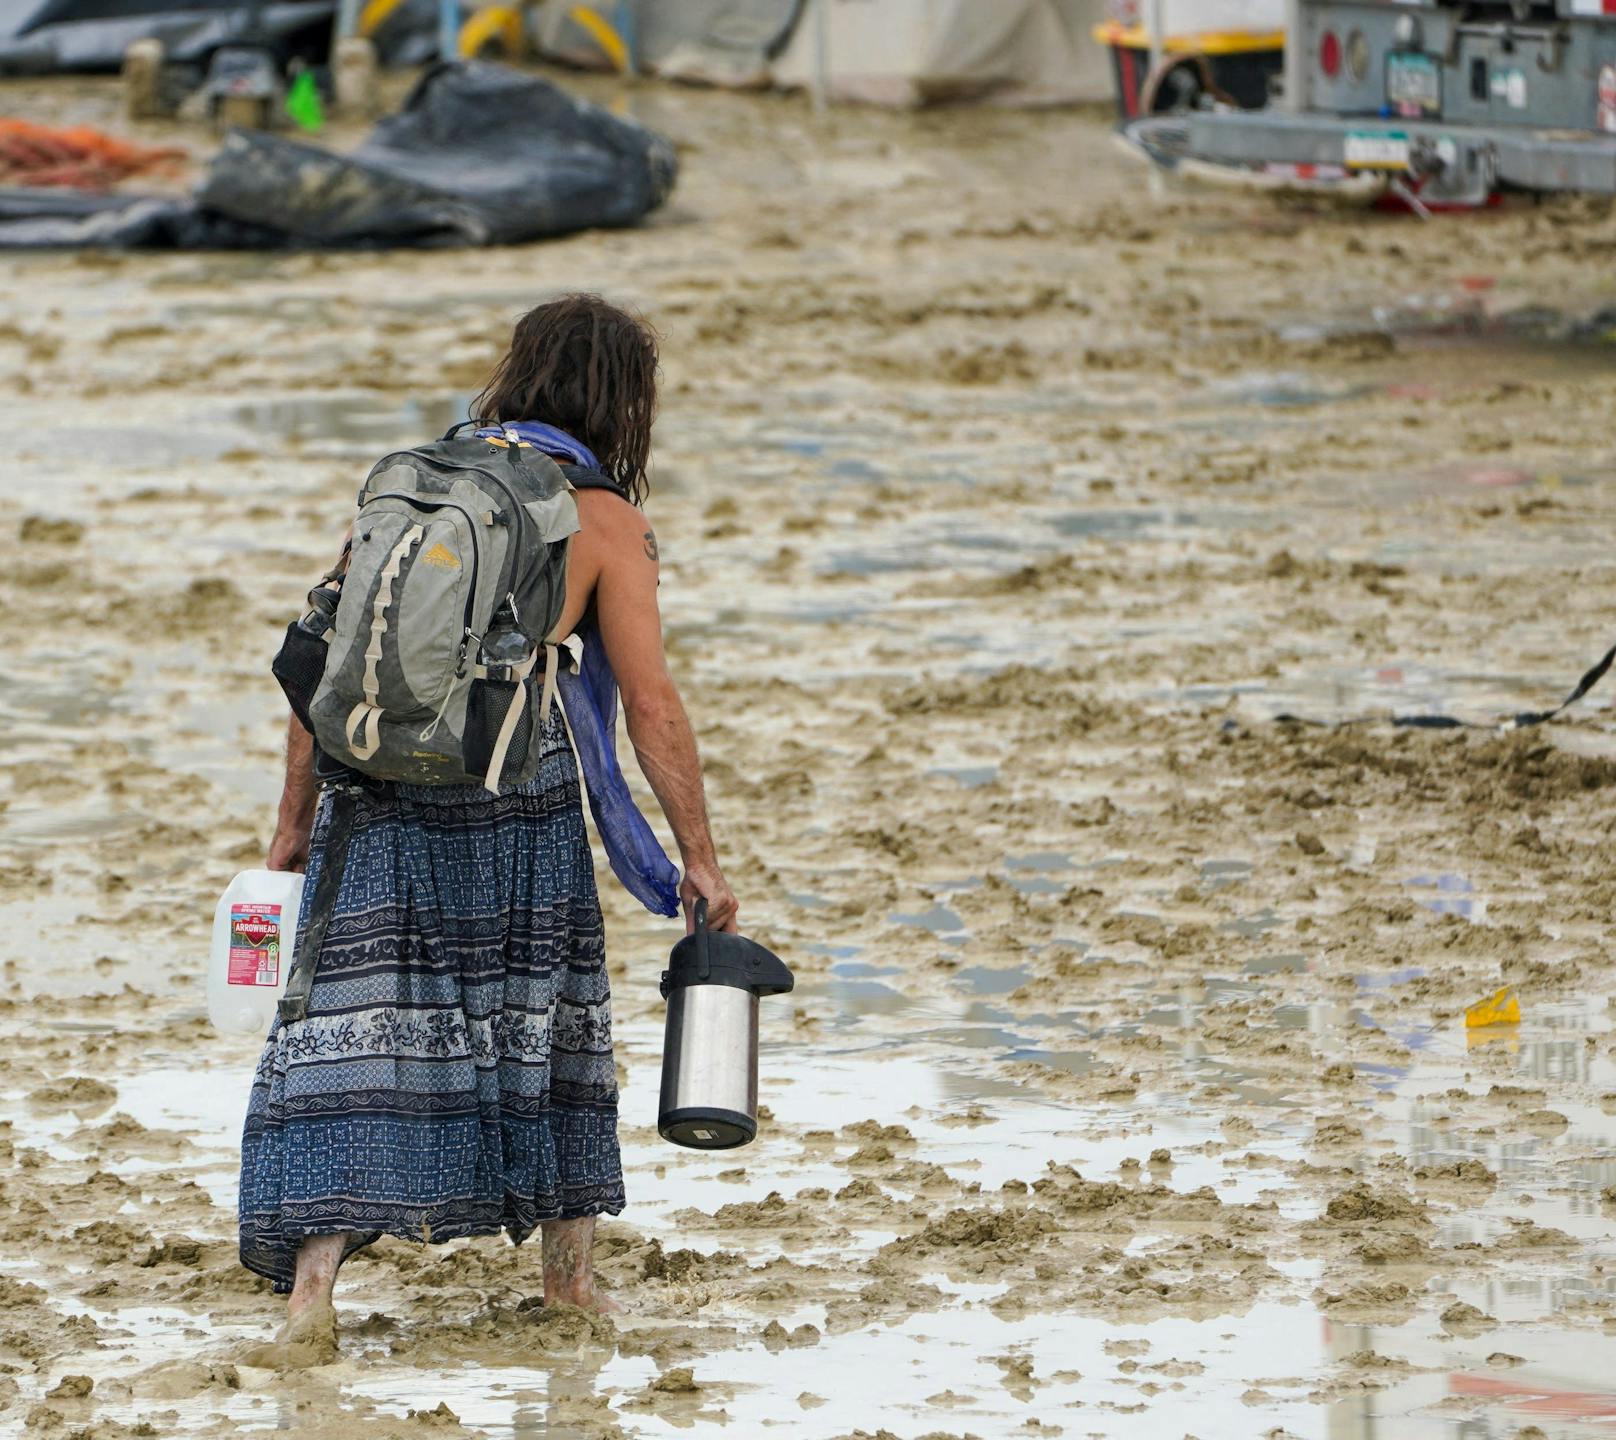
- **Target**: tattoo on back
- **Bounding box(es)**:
[643,529,660,563]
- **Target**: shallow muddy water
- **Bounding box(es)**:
[5,980,1611,1437]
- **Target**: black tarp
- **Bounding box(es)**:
[0,0,335,73]
[0,62,679,249]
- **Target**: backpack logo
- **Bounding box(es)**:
[420,542,460,570]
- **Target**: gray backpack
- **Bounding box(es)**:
[302,426,580,792]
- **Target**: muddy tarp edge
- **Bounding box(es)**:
[0,62,678,251]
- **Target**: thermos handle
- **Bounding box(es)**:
[693,897,711,981]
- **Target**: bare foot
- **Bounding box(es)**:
[238,1299,339,1370]
[579,1288,623,1316]
[536,1287,623,1315]
[540,1216,618,1314]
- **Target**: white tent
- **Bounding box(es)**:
[771,0,1111,107]
[534,0,1114,106]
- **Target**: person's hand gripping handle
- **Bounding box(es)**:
[680,860,738,935]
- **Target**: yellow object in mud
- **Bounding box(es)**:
[357,0,405,38]
[459,5,524,59]
[1465,985,1521,1029]
[568,3,630,73]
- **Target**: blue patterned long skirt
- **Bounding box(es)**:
[237,708,625,1292]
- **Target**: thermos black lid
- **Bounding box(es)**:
[660,899,795,999]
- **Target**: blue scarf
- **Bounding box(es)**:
[478,420,599,469]
[475,420,680,918]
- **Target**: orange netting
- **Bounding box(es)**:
[0,120,187,190]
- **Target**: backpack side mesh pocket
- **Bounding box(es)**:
[271,621,329,736]
[463,676,533,787]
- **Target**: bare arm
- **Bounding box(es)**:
[267,531,348,873]
[585,497,738,933]
[267,715,317,872]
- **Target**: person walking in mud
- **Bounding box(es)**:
[237,294,738,1361]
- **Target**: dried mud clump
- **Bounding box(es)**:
[1440,1301,1497,1333]
[28,1077,117,1112]
[761,1320,821,1350]
[1320,1183,1430,1227]
[1315,1281,1419,1320]
[1038,1168,1224,1225]
[881,1205,1058,1262]
[1414,1159,1497,1186]
[513,1300,619,1349]
[639,1240,746,1284]
[696,1191,820,1231]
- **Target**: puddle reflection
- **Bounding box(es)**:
[1407,872,1484,920]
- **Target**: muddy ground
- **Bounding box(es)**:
[2,60,1616,1440]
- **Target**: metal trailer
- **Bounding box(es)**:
[1134,0,1616,202]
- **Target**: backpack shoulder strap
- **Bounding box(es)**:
[560,463,629,500]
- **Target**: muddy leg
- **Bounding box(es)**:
[240,1234,346,1369]
[541,1216,620,1314]
[288,1232,345,1323]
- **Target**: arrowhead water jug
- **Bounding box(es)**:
[208,869,305,1035]
[658,900,794,1149]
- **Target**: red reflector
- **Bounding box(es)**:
[1320,29,1342,77]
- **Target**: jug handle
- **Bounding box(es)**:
[693,897,711,981]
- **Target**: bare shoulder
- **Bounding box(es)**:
[576,488,658,567]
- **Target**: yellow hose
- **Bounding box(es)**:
[568,3,629,73]
[459,4,523,58]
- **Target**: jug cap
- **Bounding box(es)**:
[660,899,795,999]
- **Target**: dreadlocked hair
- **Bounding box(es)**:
[472,293,659,506]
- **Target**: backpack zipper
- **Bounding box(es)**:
[373,448,538,611]
[369,491,482,670]
[366,441,559,651]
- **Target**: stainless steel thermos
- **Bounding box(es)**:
[658,899,794,1149]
